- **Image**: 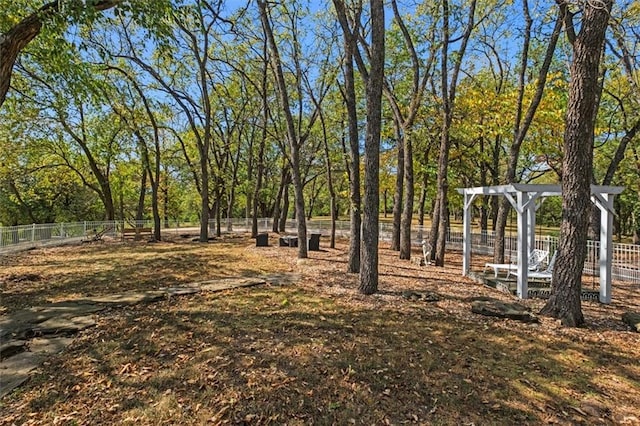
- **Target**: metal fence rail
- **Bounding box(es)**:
[1,219,638,283]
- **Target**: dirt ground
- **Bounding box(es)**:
[1,233,639,425]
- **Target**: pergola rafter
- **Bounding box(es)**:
[457,184,624,303]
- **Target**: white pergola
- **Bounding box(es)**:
[457,184,624,304]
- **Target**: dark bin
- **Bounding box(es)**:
[256,232,269,247]
[308,233,321,251]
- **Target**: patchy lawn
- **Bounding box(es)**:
[1,234,639,425]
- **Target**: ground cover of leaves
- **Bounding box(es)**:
[1,234,639,425]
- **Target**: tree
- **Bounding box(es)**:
[333,0,363,273]
[384,0,438,260]
[108,1,231,242]
[540,0,614,327]
[430,0,477,266]
[0,0,119,107]
[11,55,122,221]
[104,65,164,240]
[258,0,331,259]
[359,0,385,294]
[586,13,640,237]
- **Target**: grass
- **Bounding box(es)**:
[1,233,639,425]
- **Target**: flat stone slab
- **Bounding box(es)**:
[0,340,27,360]
[0,337,74,398]
[471,297,539,323]
[198,278,266,292]
[1,303,104,339]
[85,291,166,305]
[31,315,96,335]
[0,351,42,399]
[622,312,640,332]
[159,287,201,296]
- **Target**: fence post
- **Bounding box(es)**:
[31,223,36,242]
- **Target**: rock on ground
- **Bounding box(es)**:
[471,297,539,323]
[622,312,640,332]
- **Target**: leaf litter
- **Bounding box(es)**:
[0,234,639,425]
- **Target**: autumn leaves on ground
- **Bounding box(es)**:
[1,234,639,425]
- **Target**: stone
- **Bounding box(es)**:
[199,278,266,292]
[471,298,539,323]
[159,287,201,296]
[0,351,41,398]
[0,340,27,360]
[0,337,73,398]
[86,291,166,305]
[31,315,96,335]
[1,303,104,339]
[622,312,640,332]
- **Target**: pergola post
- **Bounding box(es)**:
[527,206,536,252]
[462,192,476,276]
[516,191,529,299]
[593,193,615,303]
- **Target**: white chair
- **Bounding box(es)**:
[528,251,557,280]
[484,249,549,278]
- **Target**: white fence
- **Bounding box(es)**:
[1,218,638,283]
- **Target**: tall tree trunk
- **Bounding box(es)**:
[320,111,337,248]
[162,164,169,228]
[432,0,476,266]
[333,0,364,272]
[135,163,147,222]
[541,0,613,327]
[215,185,222,237]
[493,2,562,263]
[259,0,308,258]
[272,165,288,233]
[252,36,269,238]
[344,28,361,271]
[359,0,385,295]
[418,174,428,228]
[279,184,290,233]
[390,125,404,251]
[399,129,414,260]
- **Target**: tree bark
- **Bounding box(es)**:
[541,0,613,327]
[359,0,385,295]
[272,164,289,233]
[279,183,290,233]
[344,26,361,273]
[135,153,147,222]
[390,125,404,251]
[252,37,269,238]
